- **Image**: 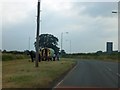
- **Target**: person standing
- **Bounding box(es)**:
[53,53,56,61]
[56,53,59,61]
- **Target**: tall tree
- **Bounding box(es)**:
[34,34,60,53]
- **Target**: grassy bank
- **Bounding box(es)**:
[63,53,119,62]
[2,58,76,88]
[0,61,1,89]
[2,53,29,61]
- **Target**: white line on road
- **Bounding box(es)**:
[116,73,120,77]
[107,67,112,71]
[106,66,120,78]
[55,80,64,88]
[53,62,78,88]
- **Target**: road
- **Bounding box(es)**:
[55,60,119,88]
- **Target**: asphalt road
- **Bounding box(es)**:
[55,60,119,88]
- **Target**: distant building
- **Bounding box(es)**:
[106,42,113,54]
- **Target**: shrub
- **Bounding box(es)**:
[2,53,29,61]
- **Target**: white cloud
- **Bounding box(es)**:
[1,0,118,52]
[42,1,118,52]
[41,0,74,18]
[2,2,36,25]
[68,0,119,2]
[0,3,2,50]
[60,10,118,52]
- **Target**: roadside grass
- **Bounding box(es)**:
[79,55,119,62]
[63,54,119,63]
[2,58,76,88]
[0,61,2,89]
[2,53,29,61]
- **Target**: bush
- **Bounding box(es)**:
[2,53,29,61]
[63,53,119,61]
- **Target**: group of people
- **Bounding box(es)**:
[28,50,60,62]
[53,53,59,61]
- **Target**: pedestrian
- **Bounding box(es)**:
[53,53,56,61]
[56,53,59,61]
[29,51,35,62]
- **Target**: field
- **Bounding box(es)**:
[63,53,119,62]
[0,53,2,89]
[2,58,76,88]
[2,52,119,88]
[0,61,1,89]
[2,53,29,61]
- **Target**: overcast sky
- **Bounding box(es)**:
[1,0,119,53]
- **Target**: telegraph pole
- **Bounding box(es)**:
[61,32,63,52]
[35,0,40,67]
[61,32,68,56]
[29,37,30,50]
[70,40,71,54]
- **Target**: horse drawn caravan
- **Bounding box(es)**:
[28,48,59,62]
[39,48,55,61]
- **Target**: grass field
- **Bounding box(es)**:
[0,61,2,89]
[2,58,76,88]
[2,53,29,61]
[63,53,119,62]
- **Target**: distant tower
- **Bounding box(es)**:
[106,42,113,54]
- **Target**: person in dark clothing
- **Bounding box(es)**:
[45,48,48,61]
[38,54,41,62]
[56,53,59,61]
[53,53,56,61]
[29,51,35,62]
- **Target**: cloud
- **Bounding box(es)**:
[72,2,118,17]
[2,2,36,26]
[2,4,36,50]
[1,1,118,53]
[40,1,118,52]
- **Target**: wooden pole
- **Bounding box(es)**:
[35,0,40,67]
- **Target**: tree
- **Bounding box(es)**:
[2,50,7,53]
[34,34,60,53]
[61,50,66,55]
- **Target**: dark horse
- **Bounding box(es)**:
[28,50,41,62]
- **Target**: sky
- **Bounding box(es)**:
[1,0,119,53]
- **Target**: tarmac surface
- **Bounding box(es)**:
[55,60,119,88]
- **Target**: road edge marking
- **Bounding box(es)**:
[116,73,120,77]
[106,66,120,77]
[53,61,78,89]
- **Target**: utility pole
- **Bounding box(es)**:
[29,37,30,50]
[35,0,40,67]
[61,32,69,56]
[61,32,63,53]
[70,40,71,54]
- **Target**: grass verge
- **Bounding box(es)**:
[2,58,76,88]
[2,53,29,61]
[63,54,119,63]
